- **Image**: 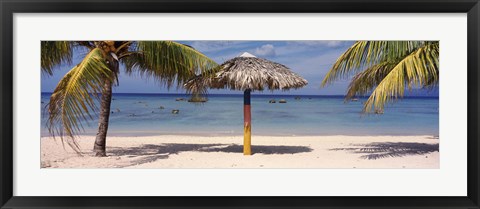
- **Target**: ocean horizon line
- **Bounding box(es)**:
[41,92,439,99]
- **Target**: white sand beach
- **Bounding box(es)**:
[41,135,439,169]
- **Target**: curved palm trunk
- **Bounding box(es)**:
[93,56,118,157]
[243,89,252,155]
[93,79,113,157]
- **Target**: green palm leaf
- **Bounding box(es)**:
[41,41,74,75]
[322,41,427,86]
[345,61,398,100]
[363,42,439,112]
[47,48,114,150]
[122,41,218,89]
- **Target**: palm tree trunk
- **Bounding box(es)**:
[243,89,252,155]
[93,55,118,157]
[93,78,113,157]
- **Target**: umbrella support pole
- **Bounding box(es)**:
[243,89,252,155]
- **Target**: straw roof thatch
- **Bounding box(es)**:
[186,52,308,92]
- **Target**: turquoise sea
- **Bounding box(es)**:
[40,93,439,137]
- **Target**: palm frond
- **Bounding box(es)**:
[41,41,74,75]
[345,61,398,100]
[322,41,427,86]
[47,48,114,150]
[363,42,439,113]
[122,41,218,89]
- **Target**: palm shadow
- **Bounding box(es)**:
[330,142,439,160]
[108,143,312,167]
[200,144,312,155]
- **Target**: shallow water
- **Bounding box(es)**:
[41,93,439,137]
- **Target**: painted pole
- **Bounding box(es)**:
[243,89,252,155]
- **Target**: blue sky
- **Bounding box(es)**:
[41,41,439,96]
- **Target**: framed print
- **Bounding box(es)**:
[1,0,479,208]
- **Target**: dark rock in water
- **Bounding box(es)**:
[172,109,180,114]
[294,96,301,100]
[159,106,165,109]
[41,101,44,104]
[269,99,276,103]
[308,97,312,100]
[175,98,185,101]
[111,111,114,114]
[151,111,154,113]
[279,99,287,103]
[112,98,116,100]
[188,97,208,103]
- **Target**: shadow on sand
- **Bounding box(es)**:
[330,142,439,160]
[108,143,312,167]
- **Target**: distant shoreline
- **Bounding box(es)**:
[41,92,440,99]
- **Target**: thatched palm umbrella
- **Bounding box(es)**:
[186,52,308,155]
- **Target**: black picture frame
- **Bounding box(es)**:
[1,0,479,208]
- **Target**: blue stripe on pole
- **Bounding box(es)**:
[244,89,251,105]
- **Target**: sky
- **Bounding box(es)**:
[41,41,439,96]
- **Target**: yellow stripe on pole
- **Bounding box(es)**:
[244,122,251,155]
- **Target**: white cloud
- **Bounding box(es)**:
[254,44,276,57]
[287,41,348,49]
[324,41,344,48]
[189,41,248,53]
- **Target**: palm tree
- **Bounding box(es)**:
[321,41,439,113]
[42,41,218,156]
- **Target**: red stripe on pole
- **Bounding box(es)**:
[244,104,251,124]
